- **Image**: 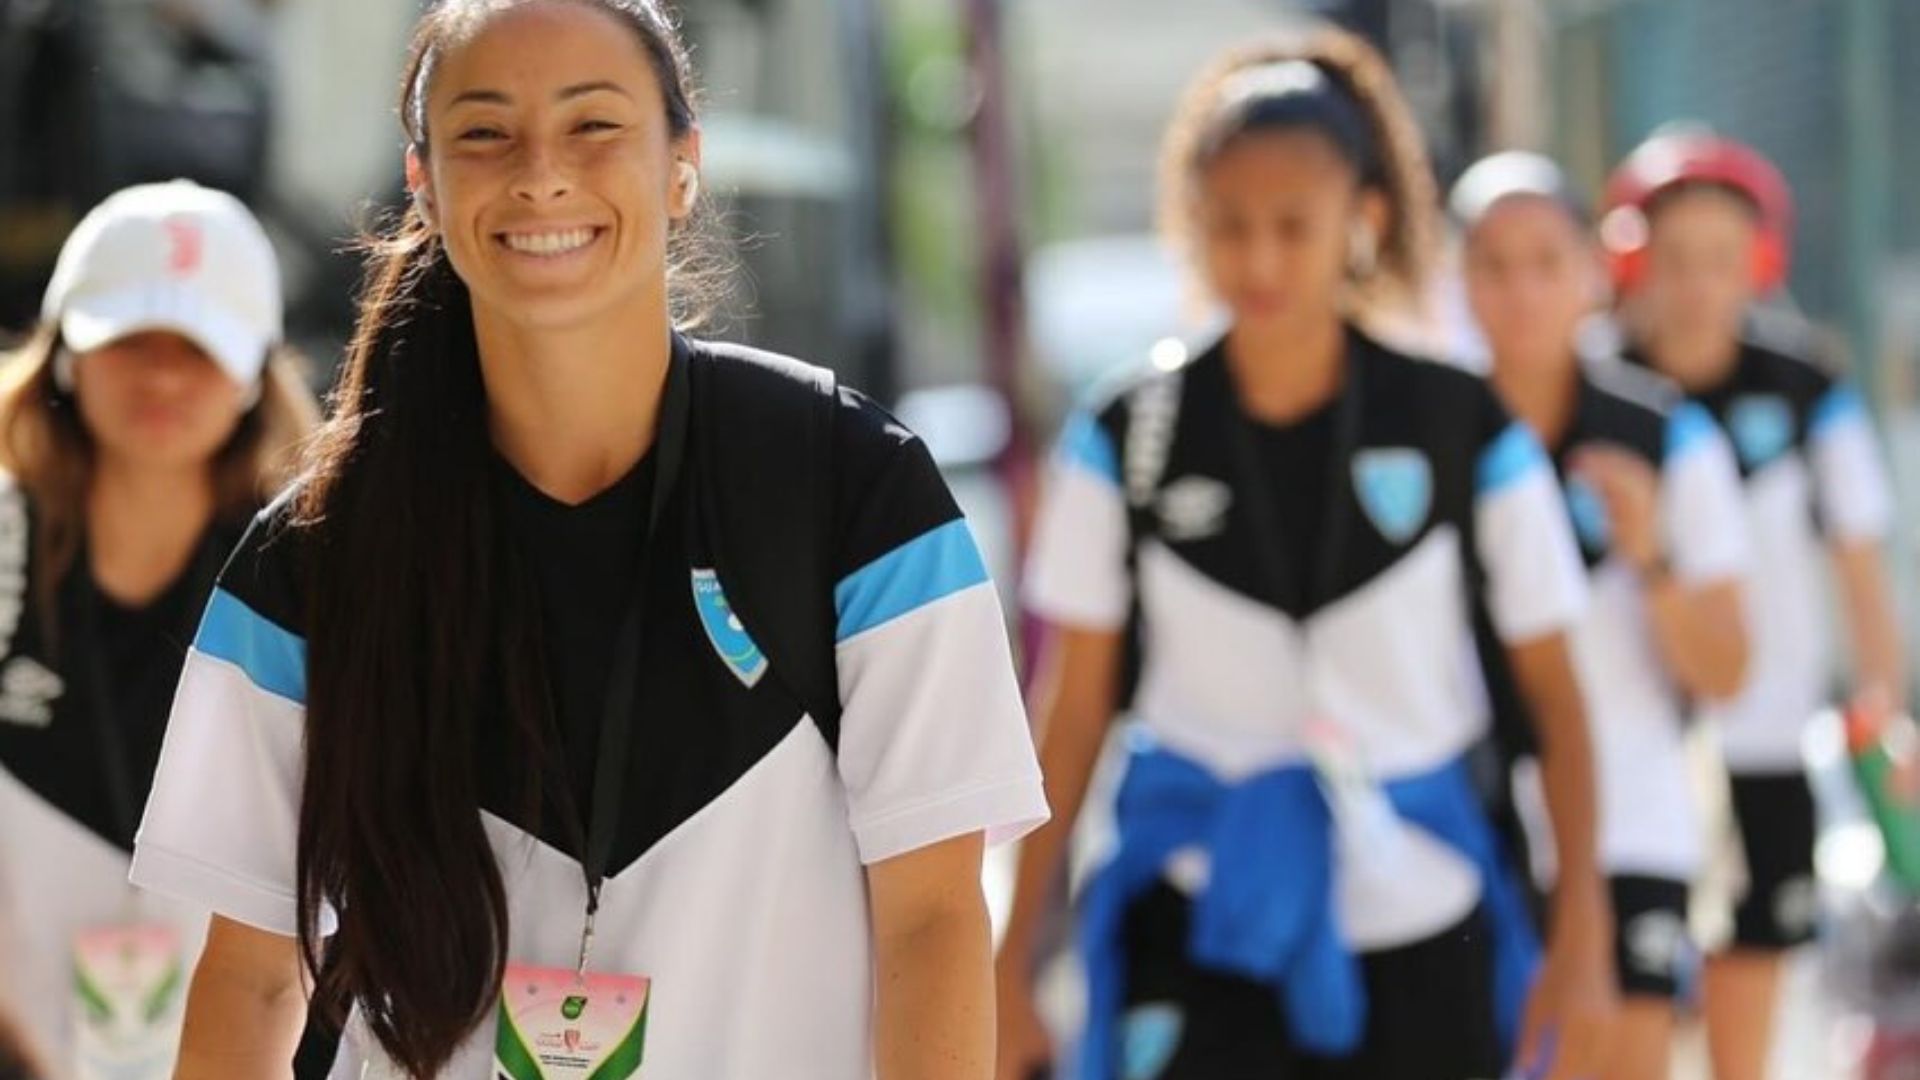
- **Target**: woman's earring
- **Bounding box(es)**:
[1347,221,1379,279]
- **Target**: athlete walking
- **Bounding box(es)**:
[1455,151,1751,1080]
[995,31,1615,1080]
[1605,129,1904,1080]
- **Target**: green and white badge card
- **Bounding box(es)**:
[71,924,186,1080]
[496,964,650,1079]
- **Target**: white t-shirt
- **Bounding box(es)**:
[1026,329,1587,950]
[1630,319,1895,773]
[130,373,1048,1078]
[1537,361,1750,880]
[0,477,239,1071]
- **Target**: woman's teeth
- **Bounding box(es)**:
[503,228,596,256]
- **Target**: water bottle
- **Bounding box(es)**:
[1847,704,1920,895]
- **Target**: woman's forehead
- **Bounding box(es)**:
[425,2,660,113]
[1199,128,1358,189]
[1470,196,1585,250]
[1649,187,1760,239]
[90,330,216,361]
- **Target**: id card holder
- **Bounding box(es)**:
[1301,716,1402,858]
[71,923,186,1080]
[496,964,651,1079]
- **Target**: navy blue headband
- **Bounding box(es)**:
[1196,60,1383,187]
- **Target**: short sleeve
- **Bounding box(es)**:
[129,505,329,938]
[829,391,1048,865]
[1472,395,1588,643]
[1808,382,1895,543]
[1024,407,1132,630]
[1661,403,1750,584]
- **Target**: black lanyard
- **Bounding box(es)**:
[75,535,226,852]
[576,342,690,972]
[1222,344,1366,614]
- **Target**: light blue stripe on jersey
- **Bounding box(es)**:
[1810,383,1869,438]
[1476,422,1549,496]
[194,587,308,705]
[1664,402,1720,463]
[1058,410,1120,486]
[835,518,990,642]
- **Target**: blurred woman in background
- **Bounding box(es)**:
[997,29,1614,1080]
[1454,151,1751,1080]
[0,179,316,1078]
[1605,130,1905,1080]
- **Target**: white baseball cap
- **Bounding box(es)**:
[41,180,283,390]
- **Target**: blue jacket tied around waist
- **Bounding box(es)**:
[1075,735,1539,1079]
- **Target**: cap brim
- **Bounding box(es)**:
[59,283,270,387]
[1451,154,1587,231]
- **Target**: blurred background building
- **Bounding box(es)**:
[10,0,1910,410]
[3,3,1918,1070]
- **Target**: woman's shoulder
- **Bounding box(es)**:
[1354,325,1490,397]
[684,333,933,469]
[1737,309,1845,406]
[1351,326,1509,446]
[212,480,311,638]
[684,336,839,406]
[1059,335,1226,443]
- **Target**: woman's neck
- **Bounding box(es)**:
[1226,314,1347,424]
[1490,346,1581,450]
[1643,325,1743,394]
[475,289,673,505]
[87,456,216,606]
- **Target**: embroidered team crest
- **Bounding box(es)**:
[690,569,768,689]
[1120,1003,1184,1080]
[1565,476,1612,554]
[1351,448,1432,544]
[1727,394,1794,470]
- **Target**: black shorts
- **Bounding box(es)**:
[1611,874,1695,1000]
[1724,770,1819,951]
[1112,881,1504,1080]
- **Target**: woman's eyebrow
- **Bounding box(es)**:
[448,81,631,108]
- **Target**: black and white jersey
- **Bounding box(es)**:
[129,353,1048,1078]
[0,475,240,1059]
[1627,316,1893,772]
[1026,327,1587,951]
[1496,361,1748,881]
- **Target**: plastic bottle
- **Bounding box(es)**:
[1848,705,1920,895]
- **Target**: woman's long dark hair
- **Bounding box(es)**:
[291,3,706,1075]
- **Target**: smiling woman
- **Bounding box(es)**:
[124,3,1047,1080]
[408,0,731,349]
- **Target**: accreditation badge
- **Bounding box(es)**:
[495,963,650,1079]
[71,923,185,1080]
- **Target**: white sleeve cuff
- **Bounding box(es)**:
[851,776,1050,866]
[130,842,336,939]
